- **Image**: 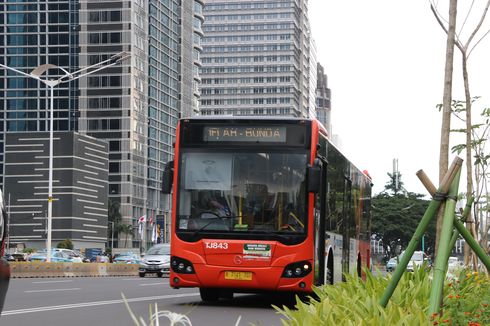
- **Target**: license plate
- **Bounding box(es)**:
[224,271,252,281]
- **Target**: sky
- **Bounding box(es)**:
[308,0,490,196]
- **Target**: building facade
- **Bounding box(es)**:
[0,0,201,250]
[315,62,332,136]
[199,0,317,118]
[4,132,108,250]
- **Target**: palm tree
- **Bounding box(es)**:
[117,224,133,248]
[108,200,122,247]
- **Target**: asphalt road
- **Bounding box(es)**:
[1,276,292,326]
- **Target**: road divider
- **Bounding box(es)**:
[9,262,139,278]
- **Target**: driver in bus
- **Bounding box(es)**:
[207,196,231,217]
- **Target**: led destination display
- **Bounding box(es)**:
[203,126,286,142]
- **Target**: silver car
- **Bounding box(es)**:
[139,243,170,278]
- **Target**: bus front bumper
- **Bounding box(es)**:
[170,265,313,293]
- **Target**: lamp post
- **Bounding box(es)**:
[0,52,130,261]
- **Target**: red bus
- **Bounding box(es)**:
[162,117,372,301]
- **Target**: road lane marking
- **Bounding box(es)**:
[1,293,200,316]
[32,280,74,284]
[139,283,165,286]
[25,288,81,293]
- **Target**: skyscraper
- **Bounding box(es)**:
[316,63,332,136]
[0,0,200,250]
[199,0,317,118]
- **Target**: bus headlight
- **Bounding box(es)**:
[282,261,312,278]
[171,256,195,274]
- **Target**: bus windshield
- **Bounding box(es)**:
[177,150,308,235]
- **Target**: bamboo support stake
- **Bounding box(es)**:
[447,198,474,264]
[378,158,462,308]
[416,170,437,197]
[428,170,461,315]
[453,217,490,273]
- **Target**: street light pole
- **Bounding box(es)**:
[0,52,130,261]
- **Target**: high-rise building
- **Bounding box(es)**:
[4,132,108,249]
[316,63,332,136]
[0,0,200,250]
[199,0,317,118]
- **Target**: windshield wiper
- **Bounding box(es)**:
[189,215,244,238]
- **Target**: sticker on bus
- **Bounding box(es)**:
[243,244,271,257]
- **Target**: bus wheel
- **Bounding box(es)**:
[199,288,220,302]
[139,272,145,278]
[220,290,233,300]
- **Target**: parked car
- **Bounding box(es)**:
[113,252,140,264]
[403,250,429,272]
[29,249,83,263]
[139,243,170,278]
[386,257,398,272]
[4,253,27,262]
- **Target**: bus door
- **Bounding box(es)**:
[341,177,352,281]
[313,157,327,286]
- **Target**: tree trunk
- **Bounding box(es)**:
[461,54,479,270]
[436,0,458,255]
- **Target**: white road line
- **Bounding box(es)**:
[1,293,199,316]
[32,280,74,284]
[25,288,82,293]
[139,283,165,286]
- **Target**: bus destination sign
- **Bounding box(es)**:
[203,126,286,142]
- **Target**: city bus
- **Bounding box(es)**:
[162,116,372,301]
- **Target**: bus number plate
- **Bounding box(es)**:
[224,271,252,281]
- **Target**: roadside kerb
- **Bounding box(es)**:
[9,262,139,278]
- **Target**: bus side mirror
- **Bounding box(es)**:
[162,161,174,194]
[307,159,322,193]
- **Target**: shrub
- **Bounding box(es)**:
[57,239,74,249]
[274,267,490,325]
[438,270,490,325]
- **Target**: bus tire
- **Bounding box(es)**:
[199,288,219,302]
[139,272,145,278]
[220,290,233,300]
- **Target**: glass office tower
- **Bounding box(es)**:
[0,0,201,250]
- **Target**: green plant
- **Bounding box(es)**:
[274,268,490,325]
[274,268,431,325]
[436,270,490,325]
[57,239,74,249]
[22,248,35,254]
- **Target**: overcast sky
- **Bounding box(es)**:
[308,0,490,196]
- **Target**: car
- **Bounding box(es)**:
[28,249,83,263]
[386,257,398,272]
[139,243,170,278]
[403,250,428,272]
[113,252,141,264]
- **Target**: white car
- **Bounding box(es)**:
[403,250,427,272]
[139,243,170,277]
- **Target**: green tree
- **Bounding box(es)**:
[108,200,122,247]
[118,224,133,248]
[384,172,405,195]
[373,173,435,258]
[57,239,74,250]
